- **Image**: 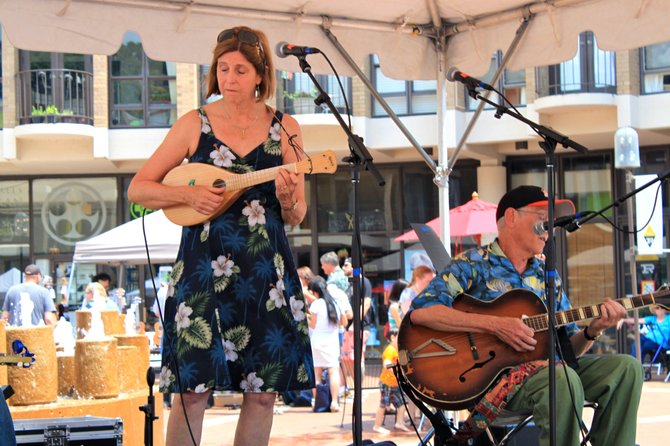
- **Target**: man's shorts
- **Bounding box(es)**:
[378,382,403,409]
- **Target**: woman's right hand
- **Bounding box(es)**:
[184,185,226,215]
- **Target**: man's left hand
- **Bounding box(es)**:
[590,297,627,333]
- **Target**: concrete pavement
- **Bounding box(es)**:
[163,375,670,445]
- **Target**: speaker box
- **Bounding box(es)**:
[14,416,123,445]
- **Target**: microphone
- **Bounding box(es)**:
[532,212,592,235]
[275,41,321,58]
[446,67,494,91]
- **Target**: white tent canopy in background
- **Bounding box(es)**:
[72,210,180,265]
[1,0,670,79]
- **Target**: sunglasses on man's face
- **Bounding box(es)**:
[217,29,265,64]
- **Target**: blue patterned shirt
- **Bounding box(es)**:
[411,240,578,337]
[327,267,350,294]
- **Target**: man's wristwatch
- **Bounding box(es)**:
[583,326,602,341]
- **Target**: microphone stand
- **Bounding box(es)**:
[139,367,159,446]
[562,167,670,230]
[295,54,385,446]
[470,88,587,446]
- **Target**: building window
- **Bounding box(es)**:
[110,32,177,128]
[371,55,436,117]
[465,52,527,111]
[279,71,351,115]
[17,51,94,125]
[536,32,616,97]
[641,41,670,94]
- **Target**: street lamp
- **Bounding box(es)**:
[615,126,641,361]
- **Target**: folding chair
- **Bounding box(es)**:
[642,323,670,380]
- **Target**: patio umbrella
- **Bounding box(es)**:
[395,192,497,243]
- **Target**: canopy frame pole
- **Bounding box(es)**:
[447,13,534,172]
[320,22,437,174]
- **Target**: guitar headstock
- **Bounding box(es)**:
[653,286,670,311]
[296,150,338,175]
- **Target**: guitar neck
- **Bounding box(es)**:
[524,290,668,333]
[224,163,297,191]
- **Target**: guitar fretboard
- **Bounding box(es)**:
[223,163,298,191]
[523,292,658,332]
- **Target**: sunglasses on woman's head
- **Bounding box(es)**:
[217,28,266,65]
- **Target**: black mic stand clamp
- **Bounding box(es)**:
[139,367,159,446]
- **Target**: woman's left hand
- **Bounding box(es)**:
[275,169,299,209]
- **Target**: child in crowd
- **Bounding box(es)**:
[372,328,410,434]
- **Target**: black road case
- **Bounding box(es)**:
[14,415,123,445]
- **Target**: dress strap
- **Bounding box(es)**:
[197,107,213,135]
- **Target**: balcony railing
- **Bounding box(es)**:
[16,68,94,125]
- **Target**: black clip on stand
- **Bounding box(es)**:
[139,367,159,446]
[470,88,588,446]
[296,55,385,446]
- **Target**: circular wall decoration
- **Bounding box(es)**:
[41,182,108,246]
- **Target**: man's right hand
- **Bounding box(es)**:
[494,316,537,352]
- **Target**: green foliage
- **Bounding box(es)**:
[282,88,317,100]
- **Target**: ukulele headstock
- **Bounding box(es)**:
[296,150,338,175]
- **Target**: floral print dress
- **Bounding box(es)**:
[158,108,314,395]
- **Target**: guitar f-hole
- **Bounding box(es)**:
[458,350,496,382]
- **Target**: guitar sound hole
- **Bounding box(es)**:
[213,179,226,188]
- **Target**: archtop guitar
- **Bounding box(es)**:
[397,288,670,410]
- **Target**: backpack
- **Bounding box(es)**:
[313,370,332,412]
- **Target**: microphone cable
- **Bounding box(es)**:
[140,208,199,446]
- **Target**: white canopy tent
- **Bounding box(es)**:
[2,0,669,78]
[72,210,180,265]
[3,0,670,244]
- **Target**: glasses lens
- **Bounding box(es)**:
[217,29,259,44]
[217,29,235,42]
[236,30,259,45]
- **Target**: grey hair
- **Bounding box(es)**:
[320,251,339,266]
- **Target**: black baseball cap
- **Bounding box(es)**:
[496,185,575,221]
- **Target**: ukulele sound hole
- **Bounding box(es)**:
[213,179,226,188]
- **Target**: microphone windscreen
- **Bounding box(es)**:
[446,67,459,82]
[275,41,289,58]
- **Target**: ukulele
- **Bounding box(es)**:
[162,150,337,226]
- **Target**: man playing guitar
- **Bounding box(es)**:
[406,186,643,446]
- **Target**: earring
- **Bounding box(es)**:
[255,84,260,99]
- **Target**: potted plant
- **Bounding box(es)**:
[60,108,75,123]
[282,89,318,114]
[31,105,46,123]
[44,104,59,123]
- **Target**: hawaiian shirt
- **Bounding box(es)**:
[411,239,578,337]
[327,267,350,294]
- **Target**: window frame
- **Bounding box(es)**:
[108,37,177,129]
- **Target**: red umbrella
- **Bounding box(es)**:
[394,192,498,243]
